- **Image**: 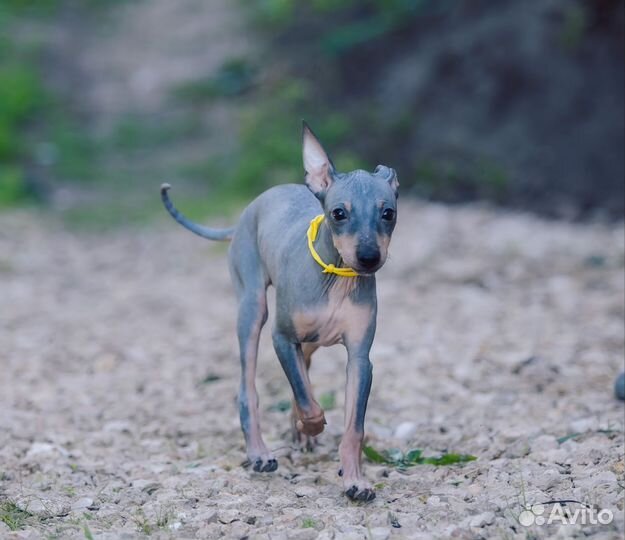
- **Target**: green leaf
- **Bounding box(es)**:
[200,373,221,384]
[363,445,476,467]
[362,445,392,464]
[404,448,424,464]
[386,448,404,463]
[422,453,477,466]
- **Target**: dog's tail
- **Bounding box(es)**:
[160,183,235,241]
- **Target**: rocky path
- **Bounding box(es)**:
[0,202,623,539]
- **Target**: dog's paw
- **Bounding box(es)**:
[343,480,376,503]
[295,411,326,437]
[291,416,320,452]
[244,456,279,473]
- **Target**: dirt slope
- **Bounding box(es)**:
[0,202,623,539]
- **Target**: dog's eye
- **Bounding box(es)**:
[382,208,395,221]
[331,208,347,221]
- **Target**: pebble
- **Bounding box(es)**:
[131,479,161,494]
[469,511,495,528]
[568,417,597,433]
[503,438,530,458]
[393,421,417,440]
[288,529,319,540]
[71,497,94,511]
[15,496,70,518]
[25,442,68,459]
[293,485,317,498]
[369,527,391,540]
[533,468,561,490]
[530,434,558,453]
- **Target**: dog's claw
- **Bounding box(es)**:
[357,489,376,502]
[262,459,278,472]
[251,458,278,473]
[345,485,376,502]
[338,468,343,477]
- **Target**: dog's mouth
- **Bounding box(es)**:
[349,259,385,276]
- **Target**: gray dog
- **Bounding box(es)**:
[161,122,398,501]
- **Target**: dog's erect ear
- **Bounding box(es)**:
[302,121,335,197]
[374,164,399,198]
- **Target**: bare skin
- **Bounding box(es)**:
[161,122,398,501]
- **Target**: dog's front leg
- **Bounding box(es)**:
[273,331,326,437]
[339,348,375,501]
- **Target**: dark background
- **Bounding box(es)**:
[1,0,623,225]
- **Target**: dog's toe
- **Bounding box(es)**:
[357,489,376,502]
[262,459,278,472]
[345,483,376,503]
[250,457,278,473]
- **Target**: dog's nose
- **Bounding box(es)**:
[356,246,381,270]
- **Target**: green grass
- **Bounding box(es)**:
[131,506,173,535]
[363,445,477,468]
[0,500,33,531]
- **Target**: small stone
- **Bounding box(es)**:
[288,529,318,540]
[530,435,558,453]
[71,497,94,511]
[197,509,218,524]
[265,495,291,508]
[503,438,530,458]
[132,479,161,494]
[369,527,391,540]
[293,485,317,498]
[393,421,417,440]
[568,417,596,433]
[257,514,273,526]
[26,442,68,458]
[315,497,334,508]
[469,511,495,528]
[16,497,70,518]
[533,469,561,490]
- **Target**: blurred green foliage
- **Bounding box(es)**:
[175,75,358,206]
[173,58,257,102]
[1,0,620,222]
[0,17,45,207]
[0,2,98,208]
[234,0,513,204]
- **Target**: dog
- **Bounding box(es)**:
[161,122,398,501]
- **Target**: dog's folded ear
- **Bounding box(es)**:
[302,121,335,198]
[374,164,399,198]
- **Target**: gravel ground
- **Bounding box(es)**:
[0,201,623,539]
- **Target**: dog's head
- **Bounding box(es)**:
[302,122,399,275]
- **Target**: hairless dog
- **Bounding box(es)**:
[161,122,398,501]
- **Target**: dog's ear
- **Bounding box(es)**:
[375,165,399,198]
[302,121,335,197]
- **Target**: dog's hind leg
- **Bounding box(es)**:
[229,241,276,472]
[291,343,320,451]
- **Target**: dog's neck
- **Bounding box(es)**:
[315,218,346,270]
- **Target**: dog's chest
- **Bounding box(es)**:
[291,281,371,347]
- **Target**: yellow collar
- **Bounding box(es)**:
[306,214,359,277]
